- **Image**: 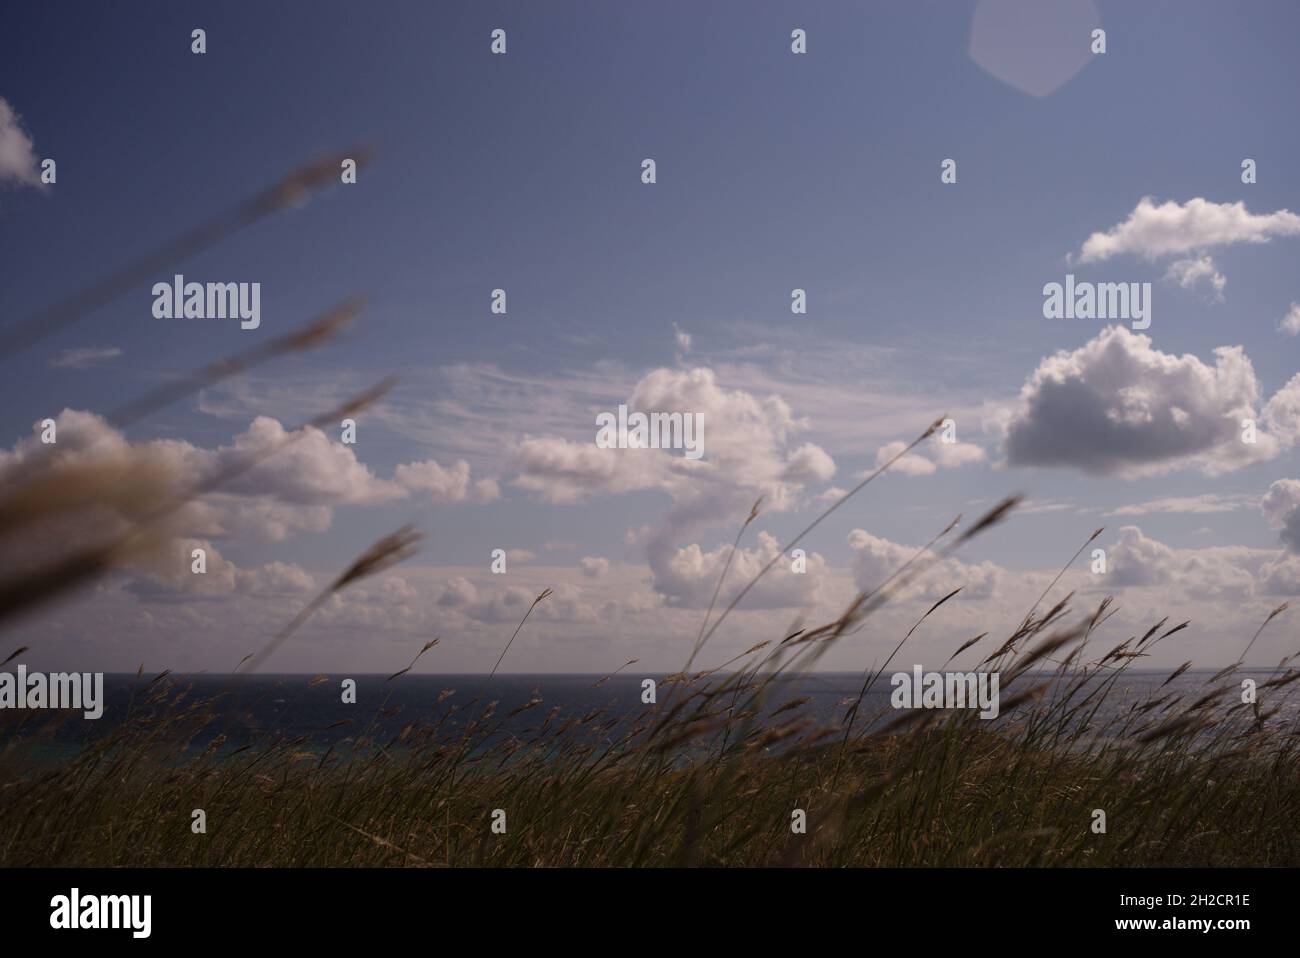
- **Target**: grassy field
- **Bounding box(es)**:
[2,595,1298,868]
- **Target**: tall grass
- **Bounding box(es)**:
[1,541,1297,866]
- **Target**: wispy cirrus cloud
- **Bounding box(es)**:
[1104,493,1257,517]
[49,346,123,369]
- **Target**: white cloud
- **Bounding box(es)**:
[653,531,827,610]
[0,410,498,562]
[872,440,935,476]
[1105,493,1254,517]
[50,346,123,369]
[673,323,692,354]
[512,366,839,603]
[394,458,499,503]
[512,366,834,511]
[782,442,837,483]
[933,439,987,468]
[1077,197,1300,264]
[126,537,315,600]
[1262,479,1300,553]
[1258,555,1300,595]
[215,416,405,506]
[848,529,1002,602]
[579,556,610,578]
[1164,255,1226,299]
[1105,526,1258,600]
[511,434,668,504]
[0,98,42,187]
[416,576,602,627]
[1280,303,1300,336]
[183,495,334,545]
[816,486,849,504]
[1264,373,1300,447]
[435,575,479,609]
[12,542,1294,673]
[868,436,986,479]
[1003,326,1280,476]
[1017,499,1080,515]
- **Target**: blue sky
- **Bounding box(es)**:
[2,0,1299,672]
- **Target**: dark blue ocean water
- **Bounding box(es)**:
[3,669,1293,763]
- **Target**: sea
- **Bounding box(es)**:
[2,669,1295,763]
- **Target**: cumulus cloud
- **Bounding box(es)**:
[511,435,665,504]
[1258,555,1300,595]
[1089,523,1300,602]
[872,440,935,476]
[1105,526,1257,600]
[653,531,826,609]
[216,416,404,506]
[848,529,1001,602]
[513,365,836,557]
[50,346,123,369]
[0,409,175,501]
[782,442,837,483]
[436,575,479,609]
[1003,326,1281,476]
[250,560,317,594]
[1280,303,1300,336]
[0,410,499,564]
[673,323,692,354]
[183,495,333,545]
[1264,373,1300,447]
[0,410,418,603]
[394,458,499,503]
[0,98,42,188]
[932,439,988,468]
[1262,479,1300,553]
[850,519,1291,612]
[817,486,849,504]
[1077,197,1300,265]
[126,537,315,600]
[420,576,601,626]
[868,435,986,478]
[511,367,841,604]
[579,556,609,578]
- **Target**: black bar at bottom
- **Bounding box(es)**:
[1,867,1280,943]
